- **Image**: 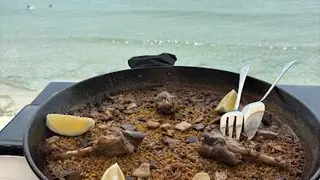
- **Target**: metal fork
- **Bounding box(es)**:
[220,65,251,140]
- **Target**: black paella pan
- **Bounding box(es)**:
[23,66,320,180]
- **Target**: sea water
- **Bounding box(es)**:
[0,0,319,125]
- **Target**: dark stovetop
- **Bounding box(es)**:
[0,82,319,155]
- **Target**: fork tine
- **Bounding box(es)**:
[220,114,228,136]
[228,116,235,138]
[235,114,244,140]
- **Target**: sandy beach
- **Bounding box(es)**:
[0,83,39,130]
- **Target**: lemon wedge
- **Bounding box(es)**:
[215,89,237,113]
[101,163,126,180]
[46,114,95,136]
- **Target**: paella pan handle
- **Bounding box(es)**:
[128,53,177,69]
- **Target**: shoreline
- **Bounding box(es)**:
[0,83,39,131]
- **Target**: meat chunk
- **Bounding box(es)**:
[155,91,178,115]
[46,129,145,159]
[198,131,241,165]
[198,130,289,169]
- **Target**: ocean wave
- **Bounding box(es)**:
[0,83,39,118]
[8,36,318,50]
[118,9,310,18]
[37,8,318,19]
[0,76,38,92]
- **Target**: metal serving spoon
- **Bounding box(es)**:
[242,60,297,140]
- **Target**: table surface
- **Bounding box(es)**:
[0,82,320,155]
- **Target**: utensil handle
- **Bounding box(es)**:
[259,60,297,102]
[234,65,251,110]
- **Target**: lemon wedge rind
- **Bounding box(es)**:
[101,163,125,180]
[215,89,237,113]
[46,114,95,137]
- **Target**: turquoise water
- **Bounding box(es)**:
[0,0,320,118]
